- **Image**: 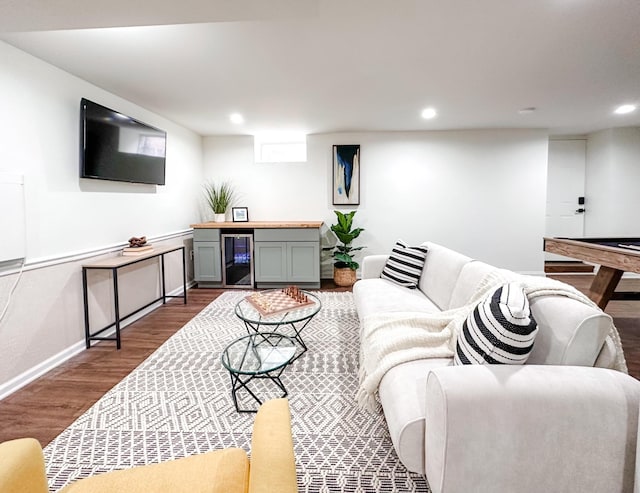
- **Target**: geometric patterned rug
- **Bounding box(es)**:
[44,291,430,492]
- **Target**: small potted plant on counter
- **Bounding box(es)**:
[329,210,365,287]
[204,181,235,222]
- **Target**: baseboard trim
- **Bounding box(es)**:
[0,341,85,401]
[0,283,194,401]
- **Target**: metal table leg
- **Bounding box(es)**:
[228,367,288,413]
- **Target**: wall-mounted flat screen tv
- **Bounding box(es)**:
[80,98,166,185]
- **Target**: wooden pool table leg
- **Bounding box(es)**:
[589,266,623,310]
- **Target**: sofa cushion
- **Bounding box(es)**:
[380,240,428,289]
[454,282,538,365]
[418,242,472,310]
[361,254,391,279]
[378,358,453,475]
[448,260,497,309]
[353,278,441,319]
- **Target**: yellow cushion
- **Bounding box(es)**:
[0,438,49,493]
[60,448,249,493]
[248,398,298,493]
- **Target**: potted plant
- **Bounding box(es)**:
[329,210,365,287]
[203,181,235,222]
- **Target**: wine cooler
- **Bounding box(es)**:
[221,233,254,288]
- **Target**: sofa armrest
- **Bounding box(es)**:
[527,294,612,366]
[361,255,389,279]
[248,398,297,493]
[0,438,49,493]
[425,365,640,493]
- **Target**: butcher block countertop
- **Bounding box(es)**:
[190,221,323,229]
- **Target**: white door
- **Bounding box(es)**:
[545,139,586,261]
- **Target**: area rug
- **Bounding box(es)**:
[44,291,430,492]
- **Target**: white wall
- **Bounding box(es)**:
[585,127,640,236]
[0,41,203,393]
[203,129,549,275]
[0,41,203,260]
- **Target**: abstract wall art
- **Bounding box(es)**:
[333,144,360,205]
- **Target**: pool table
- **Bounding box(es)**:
[543,237,640,309]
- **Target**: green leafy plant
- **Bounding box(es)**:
[329,210,365,270]
[203,182,235,214]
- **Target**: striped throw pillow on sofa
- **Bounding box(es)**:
[380,240,428,289]
[454,282,538,365]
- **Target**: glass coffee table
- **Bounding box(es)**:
[221,332,297,413]
[234,289,321,362]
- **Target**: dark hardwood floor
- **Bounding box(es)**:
[0,276,638,448]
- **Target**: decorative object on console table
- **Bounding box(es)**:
[128,236,147,247]
[333,144,360,205]
[122,246,154,256]
[203,181,235,222]
[232,207,249,222]
[122,236,154,256]
[327,210,365,287]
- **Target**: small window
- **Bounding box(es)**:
[254,134,307,163]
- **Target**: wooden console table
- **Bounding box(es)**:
[82,245,187,349]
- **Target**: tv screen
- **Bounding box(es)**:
[80,98,166,185]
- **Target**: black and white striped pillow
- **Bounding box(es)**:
[380,240,428,289]
[454,282,538,365]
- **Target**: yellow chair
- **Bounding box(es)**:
[0,398,297,493]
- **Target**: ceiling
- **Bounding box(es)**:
[1,0,639,136]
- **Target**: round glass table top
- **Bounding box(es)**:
[234,289,322,325]
[221,333,297,375]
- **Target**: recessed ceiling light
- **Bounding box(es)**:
[518,107,536,114]
[614,104,637,115]
[229,113,244,124]
[421,107,437,119]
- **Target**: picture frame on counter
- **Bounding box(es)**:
[232,207,249,222]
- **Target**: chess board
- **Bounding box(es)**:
[245,289,315,316]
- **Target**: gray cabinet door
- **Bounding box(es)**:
[254,242,287,282]
[194,241,221,282]
[286,242,320,282]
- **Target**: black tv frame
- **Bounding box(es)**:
[80,98,167,186]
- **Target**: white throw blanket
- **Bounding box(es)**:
[356,269,628,412]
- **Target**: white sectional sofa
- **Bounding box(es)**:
[353,242,640,493]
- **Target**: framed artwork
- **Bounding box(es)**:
[333,144,360,205]
[232,207,249,222]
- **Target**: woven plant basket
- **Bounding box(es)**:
[334,266,357,287]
